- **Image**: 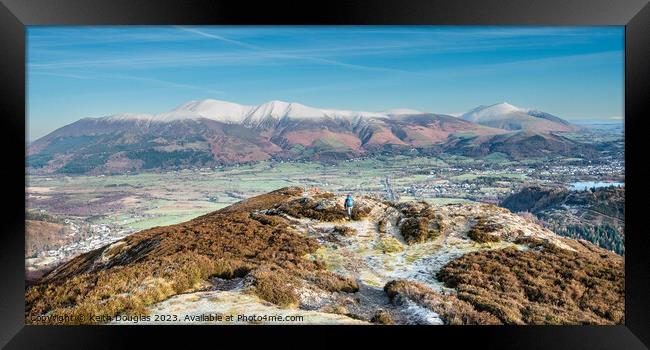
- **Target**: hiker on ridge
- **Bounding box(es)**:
[344,194,354,220]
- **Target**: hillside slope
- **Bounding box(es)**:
[501,185,625,254]
[442,131,598,160]
[26,187,623,325]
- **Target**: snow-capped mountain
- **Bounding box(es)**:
[27,99,590,174]
[460,102,579,132]
[462,102,521,122]
[104,99,393,126]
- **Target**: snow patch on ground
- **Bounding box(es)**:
[401,299,444,325]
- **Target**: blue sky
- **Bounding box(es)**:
[27,26,624,141]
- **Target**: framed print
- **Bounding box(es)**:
[1,0,649,348]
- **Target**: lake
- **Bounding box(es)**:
[569,181,624,191]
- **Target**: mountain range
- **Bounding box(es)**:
[27,100,588,174]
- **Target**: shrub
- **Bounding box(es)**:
[467,217,502,243]
[467,229,500,243]
[333,225,357,236]
[276,197,347,221]
[397,203,445,244]
[384,280,501,325]
[249,266,301,308]
[400,217,430,244]
[314,192,336,200]
[351,207,372,221]
[370,310,394,325]
[211,259,253,279]
[400,217,444,244]
[311,271,359,293]
[25,252,214,324]
[436,244,624,325]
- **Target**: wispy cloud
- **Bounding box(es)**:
[28,71,94,80]
[174,26,259,49]
[105,74,225,95]
[287,50,622,92]
[28,48,406,73]
[29,70,225,95]
[29,25,618,74]
[173,26,407,73]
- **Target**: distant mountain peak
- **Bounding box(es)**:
[461,102,578,133]
[466,102,521,118]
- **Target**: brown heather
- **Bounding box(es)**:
[467,217,502,243]
[350,206,372,221]
[370,309,395,325]
[26,187,357,324]
[248,265,302,307]
[396,202,445,244]
[384,280,501,325]
[276,196,348,221]
[25,187,625,326]
[436,238,624,325]
[333,225,357,236]
[309,270,359,293]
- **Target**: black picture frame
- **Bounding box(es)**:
[1,0,649,348]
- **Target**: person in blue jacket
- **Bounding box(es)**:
[344,194,354,219]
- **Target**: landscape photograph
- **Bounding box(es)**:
[25,26,624,325]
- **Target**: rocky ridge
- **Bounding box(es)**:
[26,187,623,325]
